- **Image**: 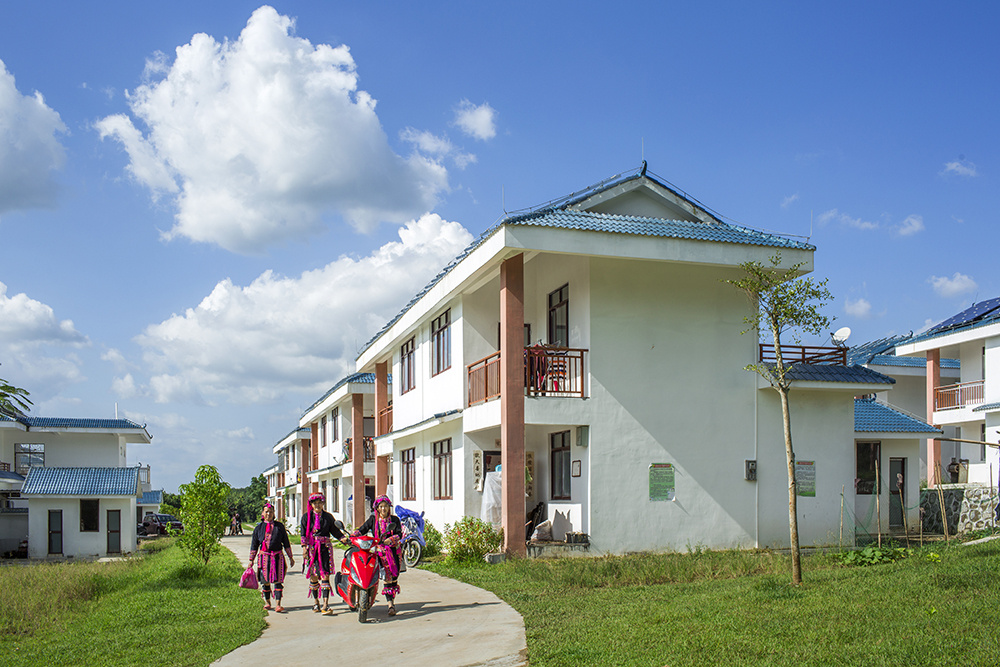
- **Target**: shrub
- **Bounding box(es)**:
[423,521,443,558]
[443,516,502,563]
[835,545,911,566]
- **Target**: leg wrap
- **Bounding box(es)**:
[274,583,283,601]
[261,584,272,602]
[322,582,331,601]
[382,581,400,600]
[309,581,320,600]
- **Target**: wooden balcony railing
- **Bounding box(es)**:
[378,404,393,436]
[935,379,985,410]
[467,346,588,406]
[344,437,376,462]
[759,344,846,365]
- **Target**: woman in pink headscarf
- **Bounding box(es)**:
[299,492,347,614]
[354,495,403,616]
[249,503,294,612]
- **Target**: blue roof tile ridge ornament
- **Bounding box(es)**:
[357,166,814,359]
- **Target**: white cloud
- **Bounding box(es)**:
[96,6,449,254]
[780,193,798,209]
[400,127,477,169]
[816,209,878,231]
[844,297,872,319]
[134,214,473,405]
[0,59,67,214]
[224,426,255,440]
[112,373,141,399]
[453,100,497,141]
[0,282,88,348]
[896,214,924,237]
[941,159,977,177]
[929,272,977,298]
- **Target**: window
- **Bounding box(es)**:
[550,431,571,500]
[548,284,569,346]
[332,407,339,441]
[433,439,452,500]
[15,443,44,475]
[320,416,327,448]
[400,337,416,394]
[432,309,451,376]
[331,478,340,512]
[402,447,416,501]
[80,499,100,532]
[856,442,881,495]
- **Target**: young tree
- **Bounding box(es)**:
[0,367,32,420]
[177,465,231,564]
[727,253,833,585]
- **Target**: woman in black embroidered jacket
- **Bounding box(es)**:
[249,503,295,612]
[354,495,403,616]
[300,492,348,614]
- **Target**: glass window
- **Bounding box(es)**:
[80,499,99,532]
[432,310,451,376]
[550,431,571,500]
[15,443,44,475]
[320,416,327,448]
[331,478,340,512]
[332,407,339,441]
[856,442,881,495]
[402,447,416,501]
[548,284,569,346]
[433,439,452,500]
[400,337,416,394]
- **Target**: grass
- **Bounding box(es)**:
[0,538,265,667]
[426,539,1000,666]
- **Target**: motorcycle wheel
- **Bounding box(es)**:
[403,540,422,568]
[358,589,370,623]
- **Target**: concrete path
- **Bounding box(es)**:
[214,536,527,667]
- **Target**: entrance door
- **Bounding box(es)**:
[107,509,121,554]
[48,509,63,555]
[889,458,905,529]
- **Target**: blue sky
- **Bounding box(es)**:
[1,2,996,492]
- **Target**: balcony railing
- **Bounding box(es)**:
[758,344,846,365]
[467,346,588,406]
[138,465,150,486]
[378,404,393,436]
[344,437,376,462]
[935,379,985,410]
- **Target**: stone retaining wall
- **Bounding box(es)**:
[920,484,999,536]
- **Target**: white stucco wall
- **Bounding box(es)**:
[27,496,136,559]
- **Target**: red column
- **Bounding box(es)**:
[926,348,941,487]
[352,393,366,528]
[500,254,527,557]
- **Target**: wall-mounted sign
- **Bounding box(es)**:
[795,460,816,497]
[649,463,675,501]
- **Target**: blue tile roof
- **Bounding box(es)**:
[0,470,25,483]
[302,372,385,417]
[0,415,148,431]
[21,467,140,496]
[358,168,814,358]
[779,364,895,385]
[973,402,1000,413]
[848,335,958,369]
[855,398,941,433]
[139,489,164,505]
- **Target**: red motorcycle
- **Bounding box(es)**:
[334,532,383,623]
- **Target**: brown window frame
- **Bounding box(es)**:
[431,309,452,376]
[331,407,339,441]
[80,499,100,532]
[433,438,453,500]
[550,430,571,500]
[402,447,417,501]
[400,337,416,394]
[331,478,340,512]
[548,284,569,346]
[320,415,327,448]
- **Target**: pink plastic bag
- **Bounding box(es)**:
[239,565,258,590]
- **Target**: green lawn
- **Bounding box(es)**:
[427,540,1000,666]
[0,539,265,667]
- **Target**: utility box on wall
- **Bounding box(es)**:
[745,460,757,481]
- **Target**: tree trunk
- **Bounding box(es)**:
[779,386,802,585]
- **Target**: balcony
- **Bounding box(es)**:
[758,344,846,365]
[468,346,588,407]
[935,380,985,410]
[344,437,376,462]
[378,404,393,436]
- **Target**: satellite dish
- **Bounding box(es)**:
[831,326,852,346]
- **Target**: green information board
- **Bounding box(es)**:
[649,463,675,501]
[795,460,816,497]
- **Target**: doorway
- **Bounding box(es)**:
[889,458,905,529]
[48,509,63,555]
[107,509,121,554]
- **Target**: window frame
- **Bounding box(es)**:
[433,438,453,500]
[320,415,327,448]
[550,430,572,500]
[80,499,100,532]
[331,407,339,441]
[400,337,416,394]
[14,443,44,476]
[402,447,417,501]
[547,284,569,347]
[856,441,881,495]
[431,309,452,376]
[331,478,340,512]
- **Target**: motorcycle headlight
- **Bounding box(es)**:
[356,537,375,550]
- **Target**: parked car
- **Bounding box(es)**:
[140,513,183,535]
